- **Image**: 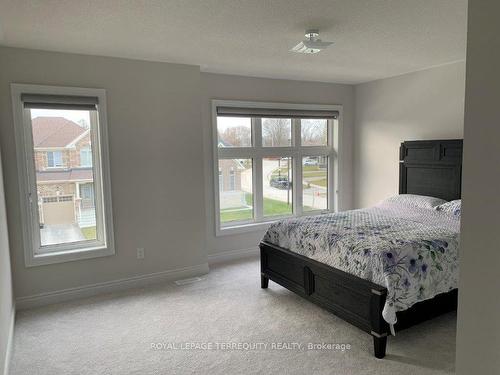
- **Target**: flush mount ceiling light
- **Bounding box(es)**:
[290,29,333,54]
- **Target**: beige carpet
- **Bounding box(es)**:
[10,257,456,375]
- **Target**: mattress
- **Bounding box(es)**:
[262,202,460,326]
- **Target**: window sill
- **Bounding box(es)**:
[217,221,274,236]
[27,245,115,267]
[216,210,331,237]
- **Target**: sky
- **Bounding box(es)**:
[217,117,251,132]
[30,108,90,127]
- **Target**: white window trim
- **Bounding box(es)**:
[46,150,64,168]
[229,167,236,191]
[80,147,92,167]
[212,100,343,236]
[11,84,115,267]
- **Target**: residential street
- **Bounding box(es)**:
[241,159,327,210]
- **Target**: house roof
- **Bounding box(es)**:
[32,117,86,148]
[218,139,233,147]
[36,168,93,182]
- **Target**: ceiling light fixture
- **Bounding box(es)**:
[290,29,333,54]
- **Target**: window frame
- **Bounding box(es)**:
[47,150,64,168]
[11,84,115,267]
[80,147,93,167]
[228,167,236,191]
[212,100,342,236]
[218,168,223,192]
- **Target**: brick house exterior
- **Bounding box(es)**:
[218,159,244,192]
[34,136,91,173]
[217,140,246,193]
[218,158,249,210]
[32,117,95,226]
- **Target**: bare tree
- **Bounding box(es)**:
[77,118,89,129]
[262,118,291,146]
[219,126,251,147]
[218,118,327,147]
[301,119,327,145]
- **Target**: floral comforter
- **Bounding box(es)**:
[262,202,460,326]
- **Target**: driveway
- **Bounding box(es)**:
[40,224,85,250]
[240,159,327,210]
[262,159,327,210]
[262,160,292,202]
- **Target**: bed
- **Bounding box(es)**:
[259,139,463,358]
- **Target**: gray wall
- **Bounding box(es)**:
[353,62,465,208]
[0,47,356,297]
[0,147,13,375]
[456,0,500,373]
[0,47,207,298]
[201,73,354,255]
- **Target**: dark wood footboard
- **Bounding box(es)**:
[260,241,457,359]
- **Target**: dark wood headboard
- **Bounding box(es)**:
[399,140,463,201]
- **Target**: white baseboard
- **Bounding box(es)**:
[3,304,15,375]
[16,263,209,310]
[208,247,259,265]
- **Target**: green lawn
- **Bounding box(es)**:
[311,178,327,187]
[303,165,323,171]
[221,193,293,223]
[272,165,325,178]
[220,208,253,222]
[303,165,327,179]
[303,171,327,178]
[81,226,96,240]
[263,196,292,217]
[220,165,326,224]
[269,165,326,185]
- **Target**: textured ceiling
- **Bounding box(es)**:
[0,0,467,84]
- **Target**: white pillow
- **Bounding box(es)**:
[435,199,461,217]
[382,194,447,209]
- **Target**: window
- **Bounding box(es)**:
[47,151,64,168]
[301,119,328,146]
[79,183,95,209]
[217,117,252,147]
[219,159,253,224]
[302,156,328,211]
[218,169,223,192]
[263,157,292,217]
[262,118,291,147]
[80,147,92,167]
[213,101,340,234]
[229,168,236,190]
[12,84,114,266]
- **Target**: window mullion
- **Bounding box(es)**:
[254,157,263,221]
[293,118,301,148]
[293,119,303,216]
[252,118,263,221]
[328,155,335,212]
[218,147,256,158]
[329,119,337,212]
[253,118,262,148]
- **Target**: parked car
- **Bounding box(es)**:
[304,158,318,166]
[270,176,292,190]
